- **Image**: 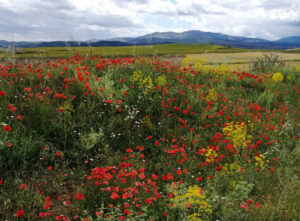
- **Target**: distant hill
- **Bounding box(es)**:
[1,30,300,49]
[276,36,300,44]
[113,30,300,49]
[0,40,132,48]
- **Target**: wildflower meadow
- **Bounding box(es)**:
[0,54,299,220]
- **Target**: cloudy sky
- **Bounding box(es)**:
[0,0,299,41]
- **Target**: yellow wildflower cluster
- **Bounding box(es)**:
[182,57,207,68]
[58,101,74,115]
[193,58,208,71]
[204,148,218,163]
[187,213,203,221]
[156,75,167,86]
[199,64,231,76]
[254,154,269,170]
[222,121,252,149]
[229,180,236,188]
[182,57,191,68]
[130,70,154,95]
[272,72,284,83]
[194,63,202,72]
[206,89,218,101]
[212,64,231,75]
[220,162,242,180]
[171,185,212,214]
[247,120,254,129]
[182,57,230,76]
[221,162,241,176]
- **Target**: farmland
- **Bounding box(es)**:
[0,43,270,59]
[1,43,300,69]
[0,51,299,220]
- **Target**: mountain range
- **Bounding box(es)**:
[1,30,300,49]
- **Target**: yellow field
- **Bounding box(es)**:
[182,52,300,71]
[186,52,300,64]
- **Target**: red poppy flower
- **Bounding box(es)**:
[255,202,261,208]
[138,173,145,179]
[152,174,158,180]
[75,192,85,200]
[120,162,127,168]
[110,192,120,200]
[2,125,12,132]
[39,212,47,218]
[247,199,253,204]
[123,209,130,215]
[16,209,24,217]
[0,91,5,96]
[24,88,31,93]
[196,177,203,182]
[19,184,27,190]
[240,203,248,210]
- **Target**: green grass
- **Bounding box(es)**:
[0,43,270,59]
[284,48,300,53]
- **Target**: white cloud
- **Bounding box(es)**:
[0,0,299,41]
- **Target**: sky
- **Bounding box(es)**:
[0,0,299,41]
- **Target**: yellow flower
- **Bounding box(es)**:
[223,121,250,149]
[254,154,268,170]
[204,148,218,163]
[130,70,154,95]
[188,213,202,221]
[206,89,218,101]
[182,57,190,68]
[229,180,236,188]
[272,72,284,83]
[156,76,167,86]
[171,185,212,214]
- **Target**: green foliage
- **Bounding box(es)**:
[79,130,104,150]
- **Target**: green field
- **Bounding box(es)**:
[0,43,271,59]
[284,48,300,53]
[2,44,300,70]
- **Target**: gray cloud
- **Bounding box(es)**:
[0,0,145,41]
[259,0,300,10]
[30,0,75,11]
[0,0,299,41]
[113,0,148,4]
[177,3,226,16]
